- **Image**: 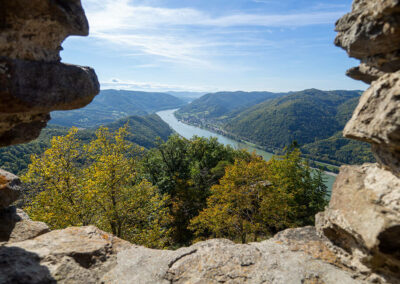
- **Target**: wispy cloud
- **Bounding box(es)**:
[91,32,211,66]
[85,0,343,31]
[62,1,363,93]
[101,78,216,92]
[311,3,348,11]
[81,0,346,70]
[202,12,342,27]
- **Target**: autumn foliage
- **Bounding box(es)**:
[23,128,327,248]
[23,126,171,248]
[190,150,328,243]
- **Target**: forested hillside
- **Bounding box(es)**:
[225,89,359,147]
[176,91,285,120]
[0,114,173,175]
[225,89,374,165]
[176,89,374,166]
[51,90,186,128]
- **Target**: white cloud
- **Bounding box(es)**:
[91,32,217,66]
[101,78,216,92]
[84,0,343,31]
[81,0,345,65]
[203,12,342,27]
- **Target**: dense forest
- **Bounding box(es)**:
[22,127,328,248]
[176,91,285,120]
[51,89,186,128]
[0,114,173,175]
[176,89,374,166]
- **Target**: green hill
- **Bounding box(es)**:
[225,89,359,147]
[174,88,373,166]
[176,91,285,121]
[106,114,173,149]
[51,90,186,128]
[301,131,374,166]
[0,114,173,175]
[222,89,373,165]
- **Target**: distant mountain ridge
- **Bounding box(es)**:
[167,91,206,103]
[51,89,186,128]
[176,91,286,120]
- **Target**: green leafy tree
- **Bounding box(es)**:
[141,134,250,245]
[23,126,171,248]
[267,148,328,227]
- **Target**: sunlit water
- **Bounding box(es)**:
[157,109,336,192]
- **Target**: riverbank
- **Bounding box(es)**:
[175,111,341,173]
[156,109,337,191]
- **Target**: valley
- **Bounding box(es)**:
[1,88,374,192]
[50,89,186,128]
[157,109,337,191]
[175,89,375,167]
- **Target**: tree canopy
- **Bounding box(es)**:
[141,134,251,245]
[22,129,329,248]
[23,126,172,248]
[190,148,328,243]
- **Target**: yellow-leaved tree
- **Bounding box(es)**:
[22,128,91,228]
[23,126,171,248]
[190,149,328,244]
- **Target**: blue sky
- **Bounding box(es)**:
[61,0,366,93]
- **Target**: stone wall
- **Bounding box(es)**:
[0,0,399,283]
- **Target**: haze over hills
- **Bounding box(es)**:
[167,91,206,103]
[51,89,186,128]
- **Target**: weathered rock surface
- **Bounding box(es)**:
[0,0,89,62]
[335,0,400,82]
[0,206,49,243]
[0,59,100,114]
[344,72,400,174]
[160,238,359,284]
[0,0,99,146]
[306,1,400,282]
[0,226,131,284]
[0,169,21,209]
[0,59,99,146]
[273,226,345,269]
[0,226,360,284]
[316,164,400,282]
[346,63,386,84]
[335,0,400,65]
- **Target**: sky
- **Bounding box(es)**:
[61,0,367,93]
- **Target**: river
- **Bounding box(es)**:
[156,109,336,191]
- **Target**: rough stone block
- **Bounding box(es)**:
[0,169,21,209]
[0,206,50,243]
[316,164,400,281]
